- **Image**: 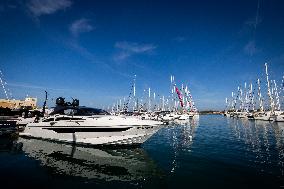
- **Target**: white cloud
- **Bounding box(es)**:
[27,0,72,17]
[114,41,156,61]
[115,41,156,53]
[69,18,94,36]
[113,51,131,61]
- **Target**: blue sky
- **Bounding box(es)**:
[0,0,284,110]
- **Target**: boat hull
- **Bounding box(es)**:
[276,115,284,122]
[254,111,273,121]
[0,117,17,136]
[20,124,161,147]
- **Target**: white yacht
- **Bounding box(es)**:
[254,111,283,122]
[254,111,272,121]
[20,97,163,147]
[161,112,180,121]
[274,111,284,122]
[191,112,200,119]
[177,114,191,120]
[237,112,248,119]
[180,112,199,120]
[276,114,284,122]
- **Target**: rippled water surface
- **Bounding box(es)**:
[0,115,284,188]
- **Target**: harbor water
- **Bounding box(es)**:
[0,115,283,188]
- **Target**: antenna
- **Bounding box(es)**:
[265,63,275,112]
[123,75,136,112]
[42,91,48,116]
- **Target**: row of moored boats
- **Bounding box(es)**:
[13,76,198,147]
[224,63,284,122]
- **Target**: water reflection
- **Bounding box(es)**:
[16,138,163,182]
[274,122,284,177]
[0,137,22,152]
[167,118,199,173]
[227,118,284,177]
[171,117,199,147]
[1,116,283,188]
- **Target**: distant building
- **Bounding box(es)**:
[0,97,37,109]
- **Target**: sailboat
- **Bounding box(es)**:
[273,78,284,122]
[254,63,274,121]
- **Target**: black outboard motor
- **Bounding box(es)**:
[72,99,79,107]
[56,97,65,106]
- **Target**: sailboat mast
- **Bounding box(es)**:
[257,78,264,112]
[249,83,255,111]
[239,87,243,111]
[231,92,235,111]
[273,80,280,111]
[265,63,275,112]
[244,82,248,112]
[148,87,151,112]
[162,95,165,111]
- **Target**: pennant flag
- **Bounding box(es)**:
[175,86,184,107]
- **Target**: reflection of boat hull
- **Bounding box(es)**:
[17,138,162,181]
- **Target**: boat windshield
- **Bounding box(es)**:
[50,106,110,116]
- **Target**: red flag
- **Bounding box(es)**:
[175,86,184,107]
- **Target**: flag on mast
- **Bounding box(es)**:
[175,86,184,107]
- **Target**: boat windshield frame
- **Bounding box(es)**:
[49,106,110,116]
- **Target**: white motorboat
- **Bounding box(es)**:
[254,111,272,121]
[224,112,230,117]
[20,97,163,147]
[237,111,254,119]
[237,112,248,119]
[188,112,199,119]
[246,112,254,119]
[192,113,200,119]
[178,114,191,120]
[161,112,180,121]
[274,111,284,122]
[254,111,283,122]
[276,114,284,122]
